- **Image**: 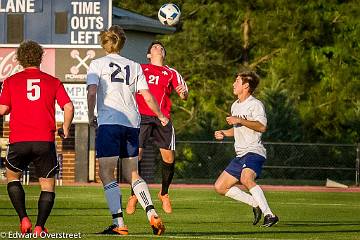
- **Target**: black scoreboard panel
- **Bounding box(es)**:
[0,0,111,48]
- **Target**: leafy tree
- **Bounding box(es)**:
[114,0,360,143]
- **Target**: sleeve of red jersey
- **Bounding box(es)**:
[56,81,71,110]
[169,67,188,95]
[0,79,11,106]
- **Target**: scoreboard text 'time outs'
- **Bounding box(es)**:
[0,0,112,48]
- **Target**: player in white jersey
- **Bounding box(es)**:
[87,25,167,235]
[213,71,279,227]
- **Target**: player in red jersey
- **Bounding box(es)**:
[0,40,74,234]
[126,41,188,214]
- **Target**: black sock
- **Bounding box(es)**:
[130,163,142,196]
[145,205,155,213]
[36,191,55,228]
[7,181,27,220]
[161,161,174,195]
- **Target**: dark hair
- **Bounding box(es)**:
[238,71,260,94]
[16,40,44,68]
[147,40,166,56]
[99,25,126,53]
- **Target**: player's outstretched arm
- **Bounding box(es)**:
[139,89,169,126]
[214,128,234,140]
[226,116,266,133]
[175,85,188,100]
[170,67,188,100]
[62,102,74,138]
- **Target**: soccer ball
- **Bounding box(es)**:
[158,3,181,26]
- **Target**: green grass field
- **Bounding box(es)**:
[0,185,360,240]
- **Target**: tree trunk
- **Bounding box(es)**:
[242,11,251,66]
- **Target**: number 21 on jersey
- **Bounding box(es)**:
[27,79,40,101]
[109,62,130,85]
[148,75,159,85]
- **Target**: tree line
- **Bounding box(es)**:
[114,0,360,143]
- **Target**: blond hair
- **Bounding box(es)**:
[99,25,126,53]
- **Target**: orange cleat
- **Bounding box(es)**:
[20,217,32,234]
[158,192,172,214]
[150,215,165,235]
[126,195,138,215]
[99,224,129,235]
[33,226,48,236]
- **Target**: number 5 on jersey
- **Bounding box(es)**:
[27,79,40,101]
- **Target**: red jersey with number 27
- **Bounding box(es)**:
[136,64,187,119]
[0,68,71,143]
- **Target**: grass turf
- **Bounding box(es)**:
[0,185,360,240]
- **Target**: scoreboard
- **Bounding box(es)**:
[0,0,112,48]
[0,0,112,122]
[0,0,112,84]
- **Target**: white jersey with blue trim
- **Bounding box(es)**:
[86,53,148,128]
[231,95,267,158]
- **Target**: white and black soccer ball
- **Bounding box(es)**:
[158,3,181,26]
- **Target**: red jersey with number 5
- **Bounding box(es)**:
[0,68,71,143]
[136,64,187,119]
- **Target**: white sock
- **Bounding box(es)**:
[225,186,258,207]
[249,185,273,216]
[132,178,157,221]
[104,181,124,227]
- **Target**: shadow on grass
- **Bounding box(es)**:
[170,229,360,236]
[281,220,360,227]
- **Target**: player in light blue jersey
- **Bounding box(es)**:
[87,25,166,236]
[214,71,279,227]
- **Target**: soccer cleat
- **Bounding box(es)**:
[252,207,262,225]
[261,214,279,227]
[33,226,48,236]
[126,195,138,215]
[20,217,32,234]
[150,215,165,235]
[158,192,172,214]
[98,224,129,235]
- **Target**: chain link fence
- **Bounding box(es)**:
[1,140,358,186]
[152,141,359,186]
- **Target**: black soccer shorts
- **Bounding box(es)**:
[5,141,58,178]
[139,115,175,150]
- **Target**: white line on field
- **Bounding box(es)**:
[171,199,360,207]
[280,202,357,206]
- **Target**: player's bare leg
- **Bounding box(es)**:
[6,168,32,233]
[241,168,278,227]
[122,157,165,235]
[158,148,174,213]
[98,157,128,235]
[215,170,261,225]
[125,149,143,215]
